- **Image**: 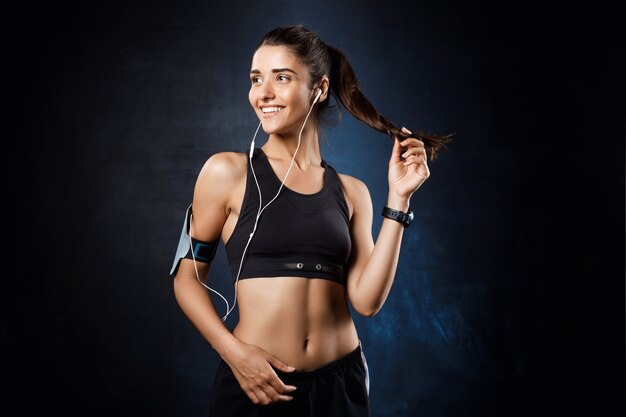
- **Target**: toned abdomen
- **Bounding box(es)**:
[232,276,360,371]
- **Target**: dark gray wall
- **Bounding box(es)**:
[6,1,623,416]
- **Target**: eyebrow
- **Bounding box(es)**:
[250,68,298,75]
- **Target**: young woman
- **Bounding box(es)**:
[171,25,451,417]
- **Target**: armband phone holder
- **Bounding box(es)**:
[170,204,219,276]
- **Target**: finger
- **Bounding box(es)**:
[266,355,296,373]
[253,387,272,406]
[264,356,298,393]
[402,148,425,160]
[269,379,297,394]
[260,379,296,404]
[245,388,261,405]
[266,366,298,394]
[392,137,404,162]
[261,384,282,403]
[262,383,294,403]
[402,126,412,135]
[401,147,418,159]
[402,138,425,149]
[403,154,424,166]
[268,375,297,393]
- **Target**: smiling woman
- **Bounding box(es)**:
[170,24,452,417]
[249,47,320,136]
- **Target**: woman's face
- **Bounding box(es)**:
[249,45,316,135]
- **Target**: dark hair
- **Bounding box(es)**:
[256,25,453,161]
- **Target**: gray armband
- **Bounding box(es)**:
[170,204,219,276]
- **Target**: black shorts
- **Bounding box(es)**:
[209,342,371,417]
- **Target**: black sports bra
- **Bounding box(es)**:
[225,148,352,285]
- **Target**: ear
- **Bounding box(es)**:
[317,76,330,103]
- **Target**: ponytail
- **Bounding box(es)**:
[257,25,453,160]
[325,44,453,161]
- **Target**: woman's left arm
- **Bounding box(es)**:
[346,127,429,317]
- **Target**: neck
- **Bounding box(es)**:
[263,126,322,170]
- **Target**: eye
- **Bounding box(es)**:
[250,76,262,84]
[277,74,290,82]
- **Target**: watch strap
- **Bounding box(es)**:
[381,206,413,227]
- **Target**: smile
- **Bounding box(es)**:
[261,107,284,114]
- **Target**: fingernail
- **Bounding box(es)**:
[288,366,296,371]
[403,127,412,134]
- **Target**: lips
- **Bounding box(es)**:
[261,106,284,114]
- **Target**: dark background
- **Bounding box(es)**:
[5,1,623,416]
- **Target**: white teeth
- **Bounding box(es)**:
[262,107,283,113]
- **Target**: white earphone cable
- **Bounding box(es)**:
[191,88,322,321]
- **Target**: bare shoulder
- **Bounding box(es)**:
[190,151,247,241]
[197,151,247,185]
[193,151,247,214]
[336,172,372,220]
[337,172,370,198]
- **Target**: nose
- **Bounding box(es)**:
[259,82,275,101]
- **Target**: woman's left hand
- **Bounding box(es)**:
[388,127,430,199]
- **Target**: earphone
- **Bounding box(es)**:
[314,87,322,103]
[191,86,323,321]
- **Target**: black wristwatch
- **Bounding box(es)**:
[381,206,414,227]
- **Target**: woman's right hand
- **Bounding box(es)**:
[223,340,298,405]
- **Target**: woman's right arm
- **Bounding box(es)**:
[173,153,241,357]
[172,152,297,405]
